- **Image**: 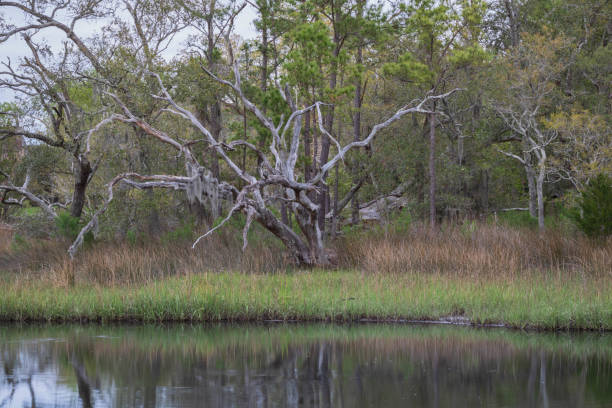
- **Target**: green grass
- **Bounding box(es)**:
[1,270,610,330]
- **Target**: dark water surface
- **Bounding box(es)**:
[0,324,611,408]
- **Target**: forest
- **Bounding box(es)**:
[0,0,610,325]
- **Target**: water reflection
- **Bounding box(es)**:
[1,324,611,407]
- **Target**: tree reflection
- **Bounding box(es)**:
[72,358,93,408]
[0,324,611,407]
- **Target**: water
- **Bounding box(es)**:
[0,324,611,408]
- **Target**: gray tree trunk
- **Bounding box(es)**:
[523,146,538,218]
[536,163,545,231]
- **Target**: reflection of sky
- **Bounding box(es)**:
[0,4,257,102]
[0,346,80,407]
[0,340,111,407]
[1,370,80,407]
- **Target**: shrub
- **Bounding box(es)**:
[162,221,195,243]
[126,229,139,246]
[571,174,612,238]
[11,206,54,238]
[10,233,30,252]
[492,210,537,228]
[55,211,94,245]
[55,212,80,240]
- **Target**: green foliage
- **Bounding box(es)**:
[126,229,141,246]
[10,233,30,252]
[390,208,413,233]
[401,0,452,50]
[460,220,477,238]
[383,53,432,84]
[55,212,81,240]
[162,220,196,243]
[10,207,54,238]
[570,174,612,237]
[67,82,95,110]
[492,211,538,229]
[15,206,41,217]
[490,208,577,232]
[55,211,94,245]
[340,207,413,238]
[449,44,491,68]
[283,21,333,90]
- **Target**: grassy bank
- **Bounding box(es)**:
[1,223,610,329]
[1,270,610,330]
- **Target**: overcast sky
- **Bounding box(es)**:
[0,4,257,102]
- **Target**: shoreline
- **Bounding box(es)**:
[0,317,609,332]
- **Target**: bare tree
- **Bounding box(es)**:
[0,0,191,222]
[0,0,116,218]
[490,32,573,231]
[546,110,611,192]
[71,57,457,265]
[179,0,246,218]
[3,1,459,266]
[0,169,60,218]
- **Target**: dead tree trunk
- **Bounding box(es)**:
[536,166,545,231]
[523,147,538,218]
[535,149,547,231]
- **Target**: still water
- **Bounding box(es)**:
[0,323,611,407]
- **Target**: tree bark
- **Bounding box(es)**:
[209,102,222,182]
[260,24,269,94]
[258,21,269,164]
[351,44,363,225]
[536,161,546,231]
[429,110,436,229]
[503,0,521,48]
[318,38,342,233]
[70,156,92,218]
[207,5,222,217]
[415,115,429,210]
[525,162,538,219]
[331,162,339,237]
[304,109,312,182]
[257,206,320,266]
[480,169,489,214]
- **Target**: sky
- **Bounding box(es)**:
[0,3,257,102]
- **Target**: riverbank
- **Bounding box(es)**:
[1,270,610,330]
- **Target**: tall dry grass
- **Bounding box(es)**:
[0,228,290,287]
[1,222,610,287]
[337,223,612,278]
[0,224,12,254]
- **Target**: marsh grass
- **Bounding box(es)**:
[338,223,611,278]
[0,270,610,329]
[0,228,290,286]
[1,222,609,286]
[0,222,610,329]
[0,223,15,251]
